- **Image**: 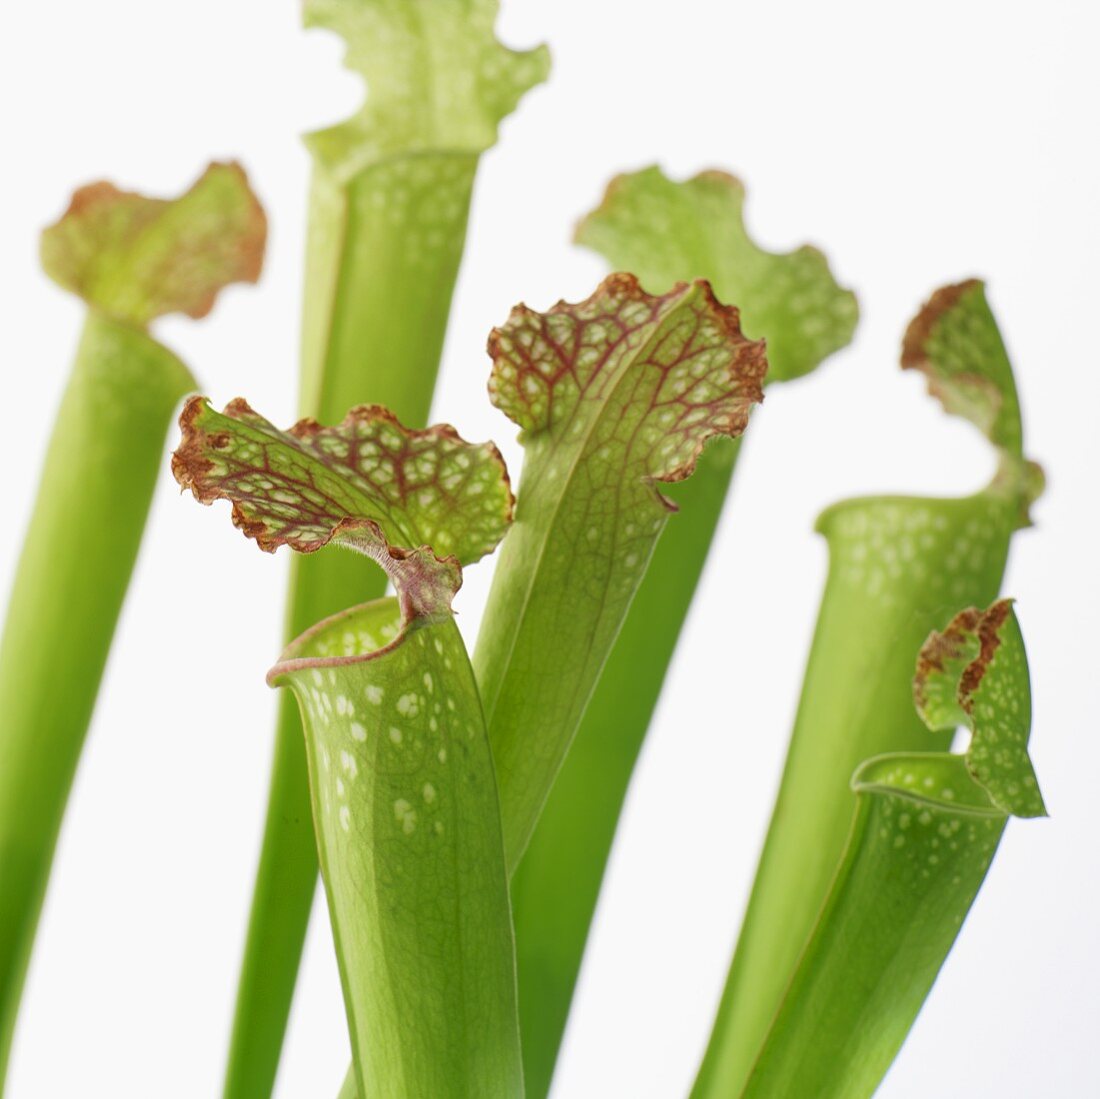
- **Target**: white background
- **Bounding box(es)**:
[2,1,1098,1096]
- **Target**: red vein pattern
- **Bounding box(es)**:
[172,398,513,618]
[488,273,766,494]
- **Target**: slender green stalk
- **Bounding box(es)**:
[692,281,1042,1097]
[0,318,192,1085]
[508,167,857,1096]
[223,4,547,1093]
[0,165,264,1089]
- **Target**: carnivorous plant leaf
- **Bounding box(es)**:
[173,397,517,1096]
[477,272,767,870]
[511,167,857,1095]
[693,281,1042,1098]
[740,601,1044,1098]
[0,164,265,1089]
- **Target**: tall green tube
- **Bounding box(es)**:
[0,317,193,1084]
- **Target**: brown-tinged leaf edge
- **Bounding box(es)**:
[172,397,513,553]
[913,598,1045,817]
[914,599,1013,717]
[902,279,1043,526]
[901,280,981,376]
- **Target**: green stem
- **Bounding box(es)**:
[0,315,193,1086]
[223,155,477,1099]
[509,436,739,1096]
